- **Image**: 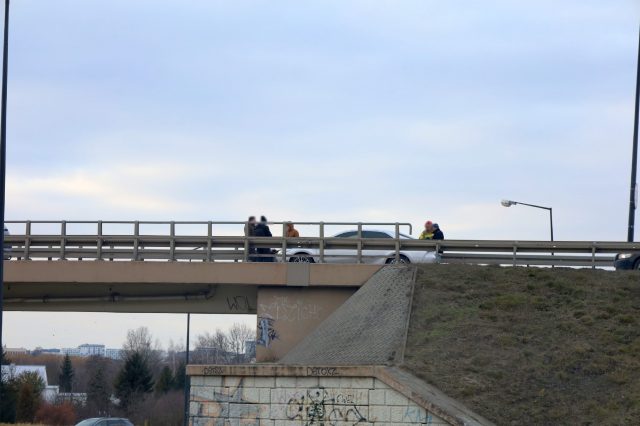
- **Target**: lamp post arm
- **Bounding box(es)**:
[513,201,552,211]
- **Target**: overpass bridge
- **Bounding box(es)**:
[4,219,639,360]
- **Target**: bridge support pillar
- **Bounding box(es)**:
[255,286,356,362]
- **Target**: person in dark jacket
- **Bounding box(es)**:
[244,216,257,262]
[253,216,274,262]
[432,223,444,240]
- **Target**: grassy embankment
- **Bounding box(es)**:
[404,264,640,425]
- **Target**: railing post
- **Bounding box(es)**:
[243,235,249,263]
[281,222,289,263]
[78,222,84,261]
[512,243,517,267]
[357,223,363,264]
[319,222,325,264]
[96,220,103,261]
[133,221,140,261]
[24,220,31,260]
[206,221,212,262]
[169,221,175,261]
[592,243,596,270]
[59,221,67,261]
[395,223,400,262]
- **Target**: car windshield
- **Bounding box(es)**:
[76,420,99,426]
[333,231,358,238]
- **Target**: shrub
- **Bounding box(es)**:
[35,402,77,426]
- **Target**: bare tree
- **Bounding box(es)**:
[228,323,255,360]
[193,330,230,364]
[191,324,255,365]
[196,330,229,352]
[123,327,153,358]
[122,327,163,374]
[166,339,185,372]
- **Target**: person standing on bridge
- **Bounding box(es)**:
[432,223,444,240]
[254,216,274,262]
[419,221,434,240]
[245,216,257,262]
[286,223,300,238]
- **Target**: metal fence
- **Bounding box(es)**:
[3,220,640,268]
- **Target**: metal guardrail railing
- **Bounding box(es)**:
[3,220,640,268]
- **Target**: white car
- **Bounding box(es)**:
[284,229,437,264]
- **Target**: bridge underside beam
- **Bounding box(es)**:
[2,261,379,314]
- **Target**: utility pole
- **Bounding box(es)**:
[0,1,11,395]
[628,25,640,242]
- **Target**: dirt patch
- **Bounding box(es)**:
[403,264,640,426]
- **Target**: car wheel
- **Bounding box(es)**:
[635,259,640,270]
[289,254,314,263]
[386,255,411,264]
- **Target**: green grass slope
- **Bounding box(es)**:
[404,265,640,426]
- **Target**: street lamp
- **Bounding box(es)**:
[501,199,554,241]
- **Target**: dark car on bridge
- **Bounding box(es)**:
[614,252,640,270]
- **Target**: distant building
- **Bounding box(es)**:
[61,347,82,357]
[57,392,88,406]
[3,347,29,356]
[78,343,106,356]
[245,340,256,360]
[32,347,61,356]
[60,344,124,360]
[105,348,123,360]
[62,344,105,357]
[1,364,59,402]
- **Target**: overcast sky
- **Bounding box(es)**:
[3,1,640,350]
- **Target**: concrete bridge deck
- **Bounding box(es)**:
[3,262,380,313]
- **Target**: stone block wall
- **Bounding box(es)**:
[189,373,451,426]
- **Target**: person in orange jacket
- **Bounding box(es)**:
[286,223,300,238]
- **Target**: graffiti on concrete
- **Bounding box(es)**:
[191,375,440,426]
[226,295,254,312]
[202,366,224,375]
[193,378,263,426]
[403,406,434,424]
[259,296,324,322]
[286,388,367,426]
[307,367,339,377]
[257,314,278,347]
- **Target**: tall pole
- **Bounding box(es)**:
[0,0,10,384]
[549,208,554,242]
[628,25,640,242]
[183,313,191,426]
